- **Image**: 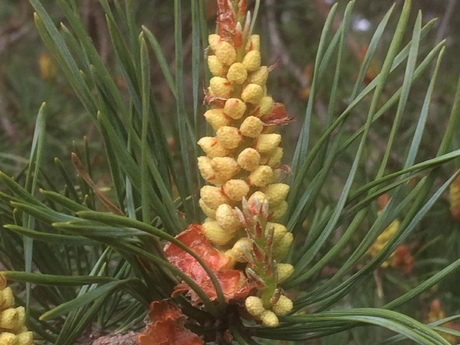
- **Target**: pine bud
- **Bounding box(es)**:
[242,50,262,72]
[245,296,265,317]
[241,84,264,105]
[227,62,248,84]
[224,98,247,120]
[237,148,261,171]
[272,295,293,316]
[240,116,264,138]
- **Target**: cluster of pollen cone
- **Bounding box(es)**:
[196,1,294,327]
[0,275,33,345]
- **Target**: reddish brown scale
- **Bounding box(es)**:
[278,164,292,177]
[252,242,266,262]
[262,103,294,126]
[254,222,263,238]
[217,0,237,40]
[238,0,247,16]
[203,93,227,108]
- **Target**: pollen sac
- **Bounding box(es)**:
[272,232,293,260]
[270,200,288,222]
[249,66,269,86]
[0,307,21,329]
[264,147,284,167]
[248,191,267,209]
[241,83,264,105]
[216,126,243,149]
[199,198,217,218]
[203,221,235,246]
[224,98,247,120]
[237,148,261,171]
[208,55,227,77]
[270,168,282,183]
[276,263,294,284]
[208,34,220,51]
[256,133,282,153]
[200,185,231,210]
[246,34,261,52]
[240,116,264,138]
[209,77,234,98]
[197,137,230,158]
[197,156,216,182]
[227,62,248,84]
[272,295,293,316]
[265,222,288,243]
[249,165,273,187]
[259,96,274,115]
[450,176,460,220]
[242,50,261,72]
[211,157,240,183]
[0,287,14,310]
[263,183,290,207]
[260,310,279,327]
[231,237,252,262]
[215,40,237,66]
[212,157,240,182]
[215,204,242,232]
[245,296,265,317]
[204,108,231,131]
[223,179,250,201]
[17,332,34,345]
